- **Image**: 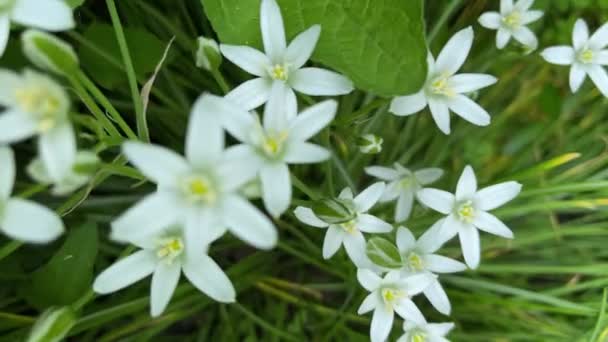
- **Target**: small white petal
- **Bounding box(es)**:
[122,142,188,187]
[187,96,225,167]
[569,64,587,92]
[150,262,181,317]
[588,64,608,97]
[478,12,501,29]
[389,91,427,116]
[358,292,379,314]
[414,168,444,185]
[219,44,270,77]
[222,195,278,249]
[285,25,321,69]
[294,206,328,228]
[0,146,15,200]
[428,322,455,336]
[596,51,608,65]
[384,182,407,203]
[185,209,224,256]
[473,211,514,238]
[512,26,538,50]
[541,46,575,65]
[455,165,477,200]
[417,218,450,253]
[496,28,511,49]
[357,214,392,233]
[339,187,354,200]
[93,250,156,294]
[218,145,263,192]
[39,123,76,182]
[343,231,368,267]
[289,100,337,141]
[521,10,544,25]
[475,181,522,211]
[354,182,385,213]
[459,226,481,269]
[183,254,236,302]
[589,23,608,50]
[290,67,354,96]
[371,307,394,342]
[417,188,455,214]
[400,273,435,294]
[394,298,426,324]
[396,226,416,252]
[428,98,451,135]
[208,95,257,144]
[501,0,514,14]
[449,73,497,93]
[284,142,330,164]
[424,254,467,273]
[447,95,491,127]
[514,0,534,11]
[260,163,291,217]
[440,215,465,242]
[423,280,451,315]
[12,0,75,31]
[395,191,414,222]
[0,17,9,57]
[572,19,589,50]
[1,198,64,243]
[323,225,344,259]
[263,81,291,132]
[365,166,401,181]
[357,268,382,291]
[0,109,37,144]
[435,27,474,75]
[260,0,286,63]
[224,77,272,111]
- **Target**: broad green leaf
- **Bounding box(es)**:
[202,0,427,96]
[22,222,98,309]
[366,237,402,269]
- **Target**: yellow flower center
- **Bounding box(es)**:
[429,75,455,97]
[381,287,405,306]
[400,177,413,189]
[14,85,62,132]
[578,49,595,64]
[261,131,288,157]
[156,237,184,264]
[407,252,425,272]
[182,175,216,204]
[270,64,289,81]
[502,11,521,28]
[412,332,427,342]
[456,200,476,223]
[340,219,358,234]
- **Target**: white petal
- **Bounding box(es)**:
[0,109,37,144]
[289,100,337,141]
[187,96,224,167]
[39,123,76,182]
[439,214,465,242]
[473,211,514,238]
[185,208,224,256]
[447,95,491,127]
[93,250,156,294]
[294,206,328,228]
[219,44,270,77]
[260,0,286,63]
[596,50,608,65]
[323,225,344,259]
[395,191,414,222]
[357,268,382,291]
[383,182,406,202]
[435,27,474,75]
[183,254,236,302]
[428,98,451,135]
[260,163,291,217]
[12,0,75,31]
[417,188,455,214]
[0,69,21,106]
[150,262,181,317]
[428,322,455,336]
[394,298,426,324]
[478,12,501,29]
[1,198,64,243]
[0,16,9,57]
[588,64,608,97]
[521,10,544,25]
[284,142,330,164]
[541,46,575,65]
[371,307,394,342]
[222,195,278,249]
[572,19,589,50]
[569,63,587,92]
[423,280,451,315]
[475,181,522,210]
[339,187,354,200]
[218,145,263,192]
[500,0,513,14]
[365,166,401,181]
[514,0,534,11]
[357,292,379,314]
[589,23,608,50]
[449,73,497,93]
[263,81,291,132]
[396,226,416,252]
[417,218,450,253]
[285,25,320,69]
[512,26,538,49]
[400,273,435,294]
[414,168,444,185]
[122,142,188,187]
[343,231,368,267]
[290,68,354,96]
[455,165,477,200]
[424,254,467,273]
[224,77,272,111]
[354,182,385,212]
[389,91,427,116]
[459,226,480,269]
[207,94,257,143]
[0,146,15,200]
[357,214,393,233]
[496,28,511,49]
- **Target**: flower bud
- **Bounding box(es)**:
[21,30,79,76]
[196,36,221,71]
[28,150,100,196]
[357,134,383,154]
[27,306,76,342]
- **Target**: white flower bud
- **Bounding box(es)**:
[357,134,383,154]
[27,306,76,342]
[196,36,221,71]
[21,30,79,76]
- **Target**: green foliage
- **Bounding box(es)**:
[201,0,428,96]
[366,237,402,269]
[64,0,85,8]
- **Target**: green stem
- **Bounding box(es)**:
[427,0,462,44]
[210,68,230,94]
[68,75,121,139]
[0,241,22,262]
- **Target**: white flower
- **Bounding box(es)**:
[0,0,74,56]
[397,320,455,342]
[27,150,99,196]
[395,226,466,315]
[0,146,64,243]
[0,69,76,183]
[417,165,522,269]
[541,19,608,97]
[357,134,383,154]
[111,94,277,251]
[478,0,543,50]
[357,269,434,342]
[366,163,443,222]
[220,0,353,111]
[389,27,497,135]
[215,86,337,217]
[294,183,393,267]
[93,224,235,317]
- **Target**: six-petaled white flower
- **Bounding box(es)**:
[111,94,277,251]
[220,0,353,111]
[395,226,466,315]
[357,269,435,342]
[93,224,235,317]
[389,27,497,135]
[366,163,443,222]
[541,18,608,97]
[479,0,544,50]
[0,0,74,56]
[294,182,393,267]
[417,165,522,269]
[397,320,455,342]
[0,146,64,243]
